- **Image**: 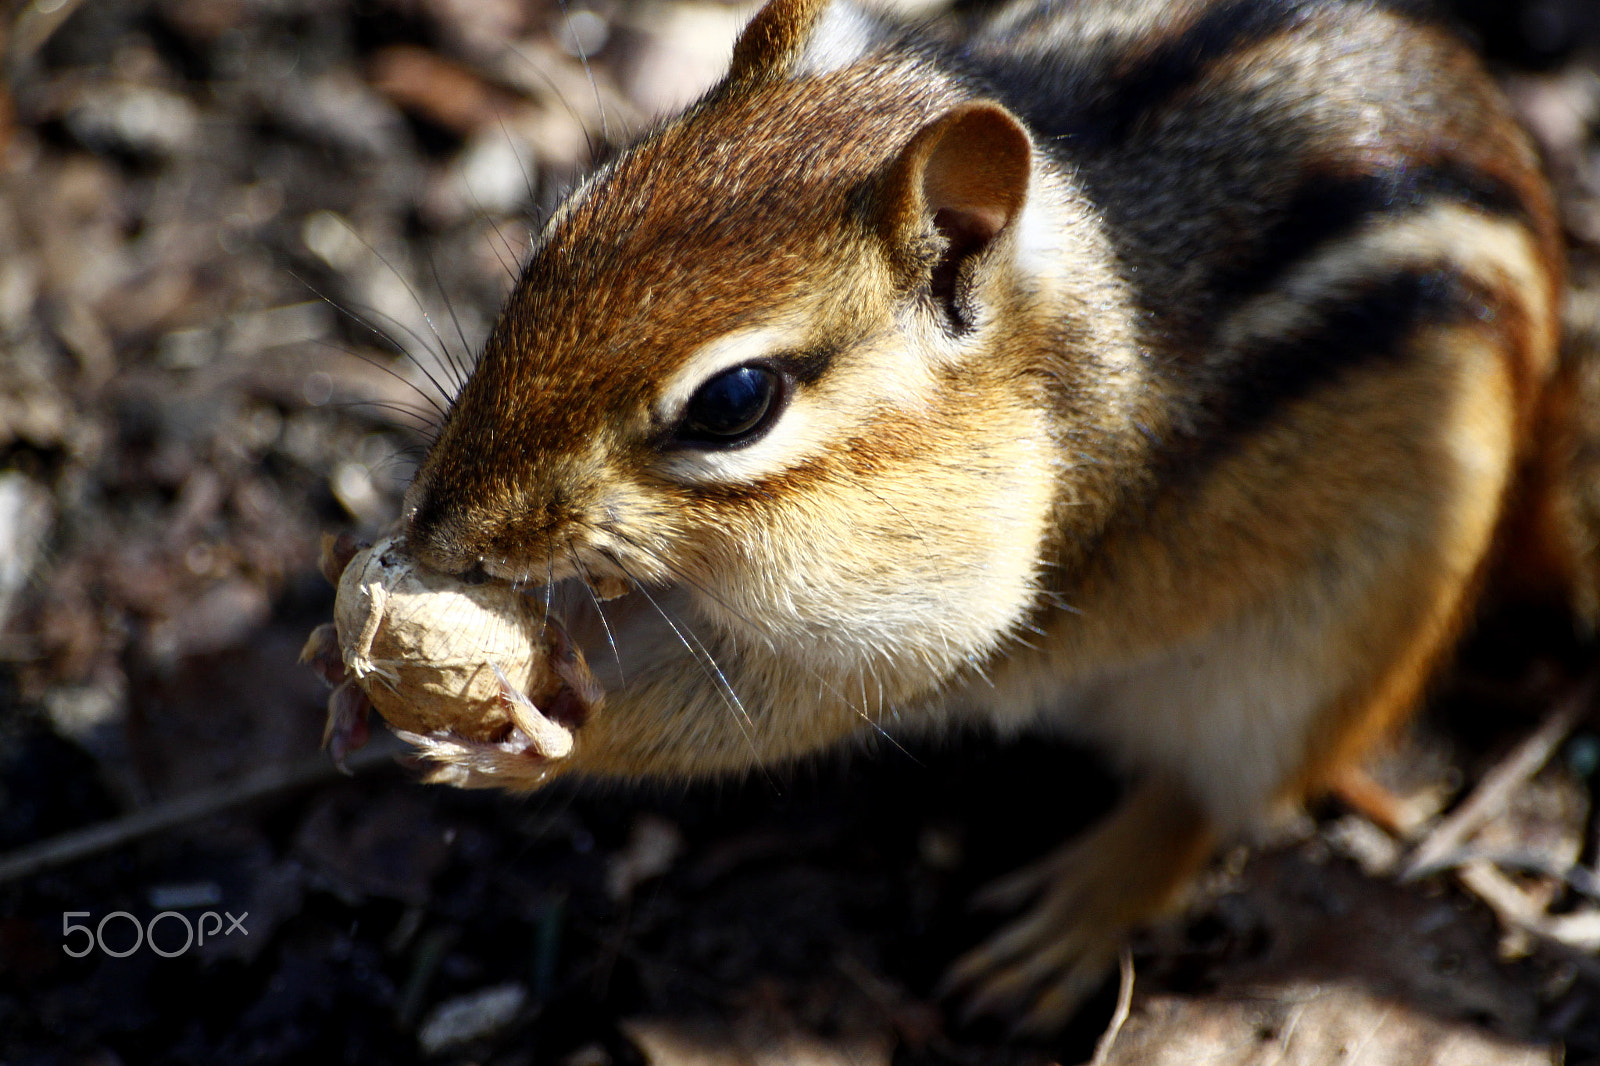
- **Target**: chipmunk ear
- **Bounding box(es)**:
[881,102,1033,327]
[728,0,836,85]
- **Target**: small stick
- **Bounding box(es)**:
[1086,948,1134,1066]
[0,736,404,886]
[10,0,91,62]
[1456,861,1600,974]
[1407,846,1600,902]
[1402,680,1593,882]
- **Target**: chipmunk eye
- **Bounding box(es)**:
[676,364,781,447]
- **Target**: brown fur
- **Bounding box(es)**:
[395,0,1570,1031]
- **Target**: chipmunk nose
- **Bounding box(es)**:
[404,490,475,577]
[405,475,584,583]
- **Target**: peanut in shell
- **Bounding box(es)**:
[332,534,581,757]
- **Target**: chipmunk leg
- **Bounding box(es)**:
[942,774,1213,1034]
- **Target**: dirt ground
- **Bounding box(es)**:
[2,0,1600,1063]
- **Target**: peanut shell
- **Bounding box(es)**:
[333,534,567,750]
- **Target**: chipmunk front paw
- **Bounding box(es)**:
[302,532,604,784]
[393,663,577,788]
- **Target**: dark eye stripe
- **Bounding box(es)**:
[779,347,833,386]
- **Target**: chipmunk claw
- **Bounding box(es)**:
[317,531,365,586]
[943,876,1122,1031]
[940,778,1214,1034]
[1016,960,1113,1036]
[323,681,373,771]
[300,622,346,687]
[492,661,578,757]
[388,663,579,789]
[395,729,562,788]
[303,624,373,771]
[969,849,1071,911]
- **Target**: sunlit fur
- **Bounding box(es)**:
[399,0,1564,1030]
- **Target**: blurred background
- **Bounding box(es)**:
[2,0,1600,1062]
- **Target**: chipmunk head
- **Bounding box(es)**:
[402,0,1123,775]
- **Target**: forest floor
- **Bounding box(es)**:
[2,0,1600,1063]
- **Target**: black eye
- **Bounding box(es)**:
[677,364,781,446]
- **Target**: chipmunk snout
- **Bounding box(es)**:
[404,452,600,584]
[403,493,480,577]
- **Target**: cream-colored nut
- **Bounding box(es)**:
[333,534,575,749]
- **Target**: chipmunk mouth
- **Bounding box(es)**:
[306,525,732,786]
[305,534,619,789]
[477,543,649,605]
[535,574,679,685]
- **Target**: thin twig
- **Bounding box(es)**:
[0,735,404,885]
[11,0,91,62]
[1408,846,1600,902]
[1402,680,1593,881]
[1456,861,1600,973]
[1086,948,1135,1066]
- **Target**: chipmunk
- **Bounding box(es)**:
[342,0,1575,1034]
